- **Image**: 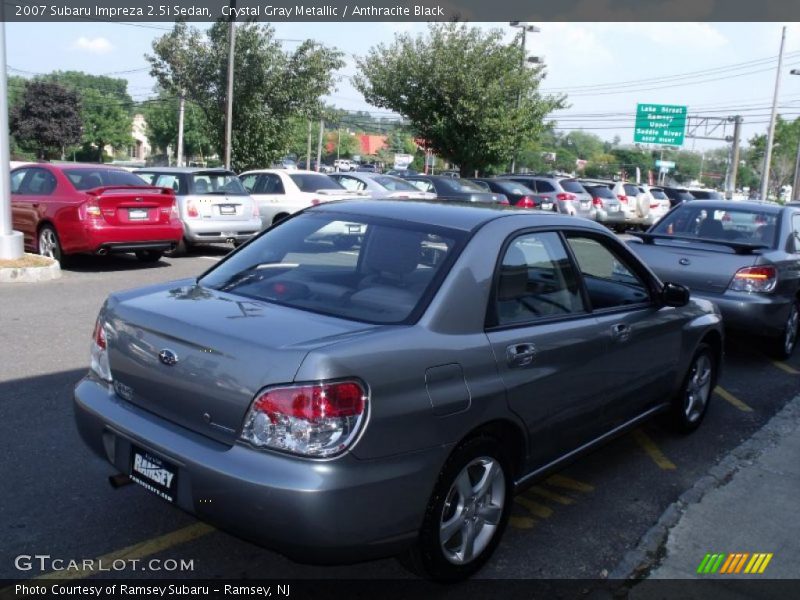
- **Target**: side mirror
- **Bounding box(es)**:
[662,282,690,307]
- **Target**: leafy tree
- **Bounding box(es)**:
[10,80,82,159]
[354,23,564,176]
[748,116,800,199]
[142,91,213,160]
[148,21,344,171]
[563,131,605,161]
[43,71,134,161]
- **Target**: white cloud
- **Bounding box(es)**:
[72,36,113,54]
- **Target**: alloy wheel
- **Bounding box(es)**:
[784,304,799,357]
[684,353,712,423]
[38,228,58,260]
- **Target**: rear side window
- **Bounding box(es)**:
[566,235,651,310]
[409,179,435,193]
[470,180,491,191]
[623,184,640,196]
[585,185,615,199]
[535,180,555,193]
[336,176,366,192]
[650,189,667,199]
[493,232,586,326]
[494,180,534,195]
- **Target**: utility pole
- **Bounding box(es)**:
[223,0,236,170]
[315,119,324,172]
[727,115,742,199]
[760,26,786,201]
[336,128,341,162]
[791,70,800,201]
[509,22,540,174]
[0,19,23,260]
[176,90,186,167]
[306,121,312,170]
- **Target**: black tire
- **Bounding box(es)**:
[398,435,513,581]
[668,342,716,433]
[165,237,190,257]
[38,225,64,264]
[766,301,800,360]
[135,250,164,263]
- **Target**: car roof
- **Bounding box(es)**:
[310,199,608,232]
[134,167,234,174]
[680,200,785,213]
[241,169,325,176]
[14,162,129,171]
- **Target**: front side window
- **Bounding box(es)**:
[200,213,463,324]
[493,232,586,326]
[565,235,651,310]
[10,169,29,194]
[25,169,57,195]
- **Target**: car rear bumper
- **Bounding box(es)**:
[184,218,262,244]
[68,223,183,255]
[73,377,449,564]
[692,290,792,337]
[594,209,626,224]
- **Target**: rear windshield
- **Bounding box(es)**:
[190,172,247,195]
[440,178,485,192]
[623,184,641,196]
[690,190,724,200]
[650,189,668,199]
[200,213,465,324]
[560,179,586,194]
[290,173,344,192]
[492,180,534,195]
[584,185,615,199]
[64,169,148,190]
[372,175,419,191]
[652,205,779,247]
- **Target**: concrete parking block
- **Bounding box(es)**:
[0,255,61,283]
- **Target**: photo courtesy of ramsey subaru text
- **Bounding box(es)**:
[74,201,723,580]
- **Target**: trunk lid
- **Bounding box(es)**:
[188,194,254,221]
[91,186,176,227]
[105,284,378,445]
[628,238,760,293]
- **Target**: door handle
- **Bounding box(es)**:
[506,343,537,368]
[611,323,631,342]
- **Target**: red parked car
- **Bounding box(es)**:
[10,164,183,263]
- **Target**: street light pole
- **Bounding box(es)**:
[224,0,236,170]
[509,22,540,174]
[760,26,786,201]
[0,19,24,260]
[790,69,800,202]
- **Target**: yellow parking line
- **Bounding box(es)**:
[509,516,536,529]
[715,387,754,412]
[528,485,575,505]
[545,474,595,493]
[34,523,214,581]
[632,429,676,470]
[772,361,799,375]
[514,496,554,518]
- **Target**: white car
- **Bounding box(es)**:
[333,159,353,172]
[239,169,367,248]
[642,185,672,226]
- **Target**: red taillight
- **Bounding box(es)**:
[310,198,321,206]
[729,266,777,293]
[83,199,102,218]
[517,196,536,208]
[617,195,628,204]
[593,197,603,206]
[186,199,199,218]
[650,203,660,209]
[556,193,576,201]
[92,319,106,350]
[254,381,365,421]
[251,200,259,218]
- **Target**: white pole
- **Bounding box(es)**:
[0,20,24,259]
[315,119,324,172]
[176,90,185,167]
[760,26,786,201]
[224,6,236,170]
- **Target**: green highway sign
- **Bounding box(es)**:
[634,103,687,146]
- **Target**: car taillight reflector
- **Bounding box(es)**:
[90,316,112,382]
[650,203,660,209]
[729,266,777,293]
[241,380,368,458]
[83,200,102,218]
[593,197,603,206]
[617,195,628,203]
[310,198,322,206]
[186,199,199,218]
[251,200,259,218]
[92,319,106,350]
[517,196,536,208]
[556,193,576,201]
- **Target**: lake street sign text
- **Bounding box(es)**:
[634,103,687,146]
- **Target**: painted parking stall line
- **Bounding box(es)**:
[632,429,676,470]
[714,387,754,412]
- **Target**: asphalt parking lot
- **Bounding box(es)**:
[1,246,799,582]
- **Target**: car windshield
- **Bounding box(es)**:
[290,173,344,192]
[560,179,586,194]
[440,178,485,192]
[493,180,534,195]
[372,175,419,191]
[200,212,464,324]
[652,205,779,246]
[585,185,615,199]
[190,173,247,195]
[64,169,149,190]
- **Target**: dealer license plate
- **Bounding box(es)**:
[130,445,178,503]
[609,205,620,213]
[128,208,148,220]
[219,205,236,215]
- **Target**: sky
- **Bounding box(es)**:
[5,21,800,152]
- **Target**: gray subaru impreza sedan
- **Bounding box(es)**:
[74,200,723,580]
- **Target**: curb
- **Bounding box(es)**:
[608,392,800,582]
[0,257,61,283]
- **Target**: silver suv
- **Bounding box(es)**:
[506,175,594,219]
[136,168,262,254]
